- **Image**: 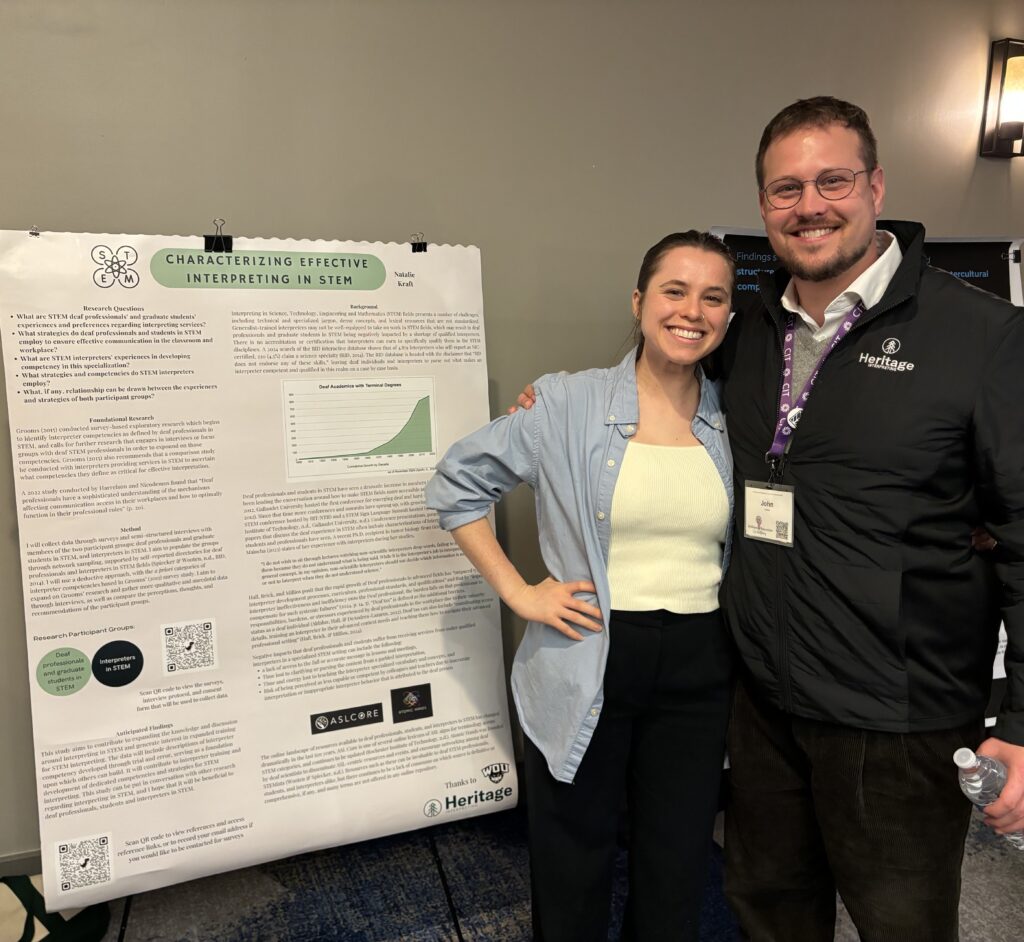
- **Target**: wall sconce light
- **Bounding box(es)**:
[981,38,1024,158]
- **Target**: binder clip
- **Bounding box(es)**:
[205,218,233,253]
[28,226,41,238]
[410,232,428,254]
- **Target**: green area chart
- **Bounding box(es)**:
[305,396,432,460]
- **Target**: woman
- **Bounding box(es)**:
[425,231,735,941]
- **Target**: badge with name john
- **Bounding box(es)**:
[744,482,795,547]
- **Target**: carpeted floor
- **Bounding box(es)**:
[5,804,1022,940]
[11,803,735,942]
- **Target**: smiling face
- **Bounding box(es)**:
[632,246,732,376]
[759,122,885,291]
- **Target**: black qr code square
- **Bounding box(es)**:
[775,521,790,541]
[57,835,112,892]
[163,620,216,673]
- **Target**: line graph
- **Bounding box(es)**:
[283,376,437,479]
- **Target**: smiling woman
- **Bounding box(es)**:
[425,230,736,942]
[630,233,735,447]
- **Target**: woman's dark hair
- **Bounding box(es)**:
[635,230,736,296]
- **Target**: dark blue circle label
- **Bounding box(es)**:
[92,640,144,687]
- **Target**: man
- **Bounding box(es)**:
[514,97,1024,940]
[719,97,1024,941]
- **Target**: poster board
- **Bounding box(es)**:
[0,230,517,908]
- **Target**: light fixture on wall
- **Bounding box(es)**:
[981,38,1024,158]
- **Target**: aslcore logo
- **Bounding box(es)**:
[309,703,383,734]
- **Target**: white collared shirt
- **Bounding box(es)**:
[781,231,902,342]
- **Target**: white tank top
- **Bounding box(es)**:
[606,441,728,613]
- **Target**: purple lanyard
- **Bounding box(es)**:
[766,302,865,463]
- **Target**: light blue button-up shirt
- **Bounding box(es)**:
[425,348,733,782]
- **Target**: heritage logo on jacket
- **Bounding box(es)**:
[858,337,915,372]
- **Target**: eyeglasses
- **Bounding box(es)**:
[761,168,873,209]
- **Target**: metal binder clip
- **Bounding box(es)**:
[410,232,427,253]
[205,218,233,253]
[28,226,41,238]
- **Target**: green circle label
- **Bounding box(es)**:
[36,647,91,696]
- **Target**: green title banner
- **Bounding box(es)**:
[150,249,386,290]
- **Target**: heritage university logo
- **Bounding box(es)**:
[858,337,915,373]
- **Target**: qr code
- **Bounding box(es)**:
[776,521,790,541]
[57,835,112,892]
[163,619,217,673]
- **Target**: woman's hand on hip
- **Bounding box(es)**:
[505,578,602,641]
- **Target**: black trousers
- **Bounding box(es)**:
[524,609,733,942]
[725,673,983,942]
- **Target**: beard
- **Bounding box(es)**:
[775,227,875,283]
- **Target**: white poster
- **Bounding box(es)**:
[0,231,517,909]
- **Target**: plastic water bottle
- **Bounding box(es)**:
[953,747,1024,850]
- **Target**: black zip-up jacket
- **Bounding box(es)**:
[720,220,1024,744]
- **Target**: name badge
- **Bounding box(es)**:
[744,481,795,547]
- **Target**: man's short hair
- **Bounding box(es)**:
[756,97,879,188]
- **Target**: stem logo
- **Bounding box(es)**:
[92,245,140,288]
